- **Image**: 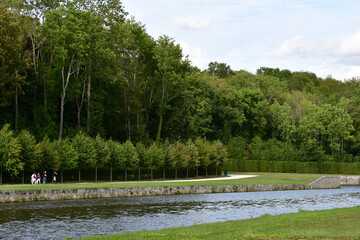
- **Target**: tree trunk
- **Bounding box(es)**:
[59,91,65,139]
[0,169,2,184]
[123,87,132,141]
[95,166,98,182]
[156,114,163,142]
[138,167,141,181]
[196,166,199,177]
[44,48,55,110]
[61,170,63,183]
[124,166,127,181]
[22,170,24,184]
[31,34,39,120]
[206,167,208,176]
[78,168,81,182]
[216,166,218,176]
[76,70,86,128]
[15,86,19,132]
[163,167,165,179]
[87,56,92,133]
[186,168,189,179]
[137,108,141,140]
[110,166,112,182]
[59,54,75,139]
[128,103,131,141]
[175,168,177,179]
[151,167,153,180]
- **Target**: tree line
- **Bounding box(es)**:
[0,124,227,183]
[2,0,360,177]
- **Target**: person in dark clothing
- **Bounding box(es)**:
[43,171,47,184]
[52,171,57,184]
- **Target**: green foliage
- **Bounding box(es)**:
[93,135,111,167]
[107,139,123,168]
[36,137,60,171]
[121,140,139,168]
[53,138,78,171]
[0,124,23,176]
[298,100,355,156]
[72,132,97,169]
[16,130,40,172]
[226,136,249,161]
[184,139,199,170]
[211,140,228,168]
[0,7,30,107]
[2,0,360,178]
[207,61,233,78]
[269,101,294,141]
[147,142,164,169]
[135,142,149,168]
[287,72,319,92]
[158,140,175,169]
[172,140,187,169]
[195,138,212,171]
[257,67,292,81]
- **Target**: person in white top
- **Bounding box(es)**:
[31,173,36,184]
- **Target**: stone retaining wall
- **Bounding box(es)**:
[308,176,360,188]
[0,176,359,203]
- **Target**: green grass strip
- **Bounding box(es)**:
[0,172,324,191]
[80,206,360,240]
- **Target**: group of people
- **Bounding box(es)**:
[31,171,57,184]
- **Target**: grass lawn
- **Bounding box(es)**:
[0,172,326,191]
[80,206,360,240]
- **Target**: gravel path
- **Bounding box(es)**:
[125,174,258,183]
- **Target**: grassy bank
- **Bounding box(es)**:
[0,172,325,191]
[80,206,360,240]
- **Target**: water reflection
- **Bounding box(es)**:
[1,186,360,239]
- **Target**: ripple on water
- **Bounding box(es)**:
[0,186,360,239]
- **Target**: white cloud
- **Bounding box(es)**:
[273,29,360,60]
[270,28,360,79]
[170,16,211,30]
[337,29,360,56]
[309,64,360,80]
[178,41,208,69]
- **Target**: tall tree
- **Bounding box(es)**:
[37,137,61,171]
[43,4,90,138]
[53,138,78,183]
[0,7,30,130]
[93,135,111,181]
[153,35,186,141]
[107,139,123,182]
[17,130,40,184]
[0,124,23,184]
[207,61,233,79]
[121,140,139,181]
[72,132,96,182]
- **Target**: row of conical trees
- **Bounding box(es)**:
[0,124,227,184]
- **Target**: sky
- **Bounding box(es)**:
[121,0,360,80]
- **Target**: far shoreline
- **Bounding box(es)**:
[0,174,359,203]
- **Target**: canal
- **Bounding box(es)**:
[1,186,360,239]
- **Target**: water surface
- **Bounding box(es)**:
[1,186,360,239]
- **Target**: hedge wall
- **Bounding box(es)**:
[226,159,360,174]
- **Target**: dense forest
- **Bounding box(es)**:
[1,0,360,182]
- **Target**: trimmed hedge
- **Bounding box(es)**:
[226,159,360,174]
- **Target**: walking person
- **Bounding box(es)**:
[52,171,57,184]
[36,172,41,184]
[43,171,47,184]
[31,173,36,185]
